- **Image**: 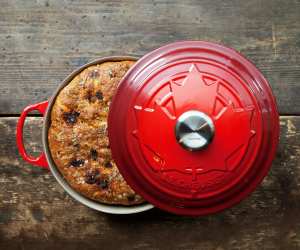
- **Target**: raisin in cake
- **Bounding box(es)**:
[48,60,144,205]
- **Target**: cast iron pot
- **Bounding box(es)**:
[16,56,154,214]
[17,41,279,216]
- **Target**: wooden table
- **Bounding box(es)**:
[0,0,299,249]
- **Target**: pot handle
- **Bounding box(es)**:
[16,101,49,169]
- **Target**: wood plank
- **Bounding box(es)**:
[0,0,299,115]
[0,116,299,249]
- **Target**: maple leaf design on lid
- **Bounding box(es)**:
[133,64,256,180]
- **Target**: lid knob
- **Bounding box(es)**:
[175,110,215,151]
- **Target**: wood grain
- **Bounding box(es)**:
[1,0,300,249]
[0,0,299,115]
[0,116,299,250]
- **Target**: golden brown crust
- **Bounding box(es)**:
[48,60,144,205]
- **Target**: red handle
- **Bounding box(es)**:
[16,101,49,169]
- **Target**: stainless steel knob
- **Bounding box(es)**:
[175,110,215,151]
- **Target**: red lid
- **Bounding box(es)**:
[108,41,279,216]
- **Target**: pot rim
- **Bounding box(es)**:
[42,56,154,214]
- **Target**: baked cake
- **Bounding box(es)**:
[48,60,144,205]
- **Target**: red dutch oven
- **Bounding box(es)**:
[17,41,279,216]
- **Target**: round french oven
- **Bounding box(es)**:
[16,41,279,216]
